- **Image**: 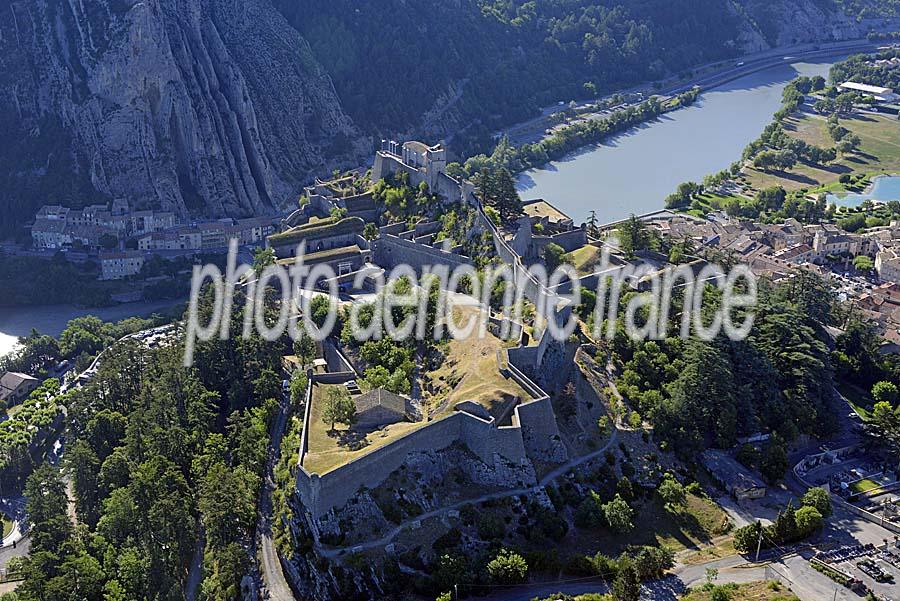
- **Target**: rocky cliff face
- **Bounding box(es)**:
[0,0,367,223]
[0,0,896,230]
[740,0,877,47]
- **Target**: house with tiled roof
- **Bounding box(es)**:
[0,372,39,407]
[354,388,410,429]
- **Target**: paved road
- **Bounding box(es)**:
[502,37,882,147]
[318,426,620,558]
[256,395,296,601]
[478,555,749,601]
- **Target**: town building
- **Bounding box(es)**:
[31,219,71,249]
[838,82,900,102]
[0,372,39,407]
[876,244,900,283]
[99,251,146,280]
[701,449,767,501]
[30,203,179,250]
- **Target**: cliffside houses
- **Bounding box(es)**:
[137,217,276,252]
[30,201,277,256]
[31,203,176,250]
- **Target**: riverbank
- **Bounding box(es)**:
[0,298,186,359]
[516,60,836,224]
[828,173,900,206]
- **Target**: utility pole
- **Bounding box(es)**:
[756,526,764,563]
[454,584,458,601]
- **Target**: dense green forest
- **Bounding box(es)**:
[2,289,294,601]
[605,228,900,468]
[277,0,743,153]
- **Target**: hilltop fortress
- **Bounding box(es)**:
[286,141,577,525]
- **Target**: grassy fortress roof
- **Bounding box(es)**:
[268,216,365,247]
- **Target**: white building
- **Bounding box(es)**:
[31,219,71,249]
[838,82,900,102]
[876,245,900,283]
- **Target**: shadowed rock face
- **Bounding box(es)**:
[0,0,895,236]
[0,0,367,226]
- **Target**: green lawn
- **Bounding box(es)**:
[565,245,604,276]
[837,382,873,421]
[850,478,881,494]
[745,112,900,194]
[2,514,13,539]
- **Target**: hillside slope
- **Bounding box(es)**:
[0,0,896,235]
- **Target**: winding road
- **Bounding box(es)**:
[255,394,297,601]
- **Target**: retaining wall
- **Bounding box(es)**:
[375,234,474,273]
[296,349,565,519]
[837,499,900,535]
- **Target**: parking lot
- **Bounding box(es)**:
[814,541,900,599]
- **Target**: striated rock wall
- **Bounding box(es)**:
[0,0,367,224]
[3,0,898,234]
[740,0,875,47]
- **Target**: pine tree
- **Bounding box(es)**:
[613,556,641,601]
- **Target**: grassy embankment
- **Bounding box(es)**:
[680,580,801,601]
[743,112,900,194]
[2,514,12,539]
[837,381,874,421]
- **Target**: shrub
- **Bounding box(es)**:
[477,513,506,540]
[602,494,634,533]
[574,491,605,529]
[486,549,528,585]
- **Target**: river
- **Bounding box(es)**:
[516,60,835,224]
[828,174,900,207]
[0,299,185,359]
[0,60,845,360]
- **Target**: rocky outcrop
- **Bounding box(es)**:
[0,0,367,222]
[2,0,897,231]
[739,0,890,47]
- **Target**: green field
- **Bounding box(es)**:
[566,244,604,276]
[850,478,881,494]
[744,112,900,194]
[2,514,12,539]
